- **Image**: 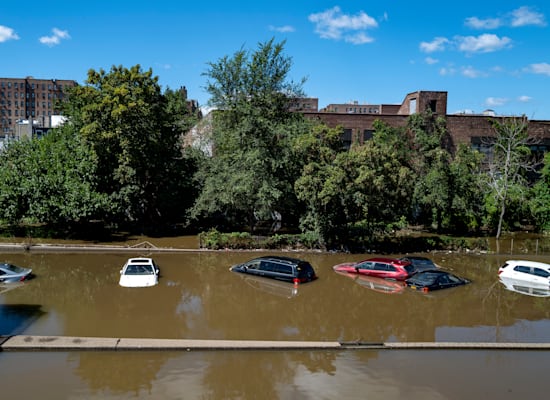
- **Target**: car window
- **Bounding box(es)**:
[533,268,550,278]
[514,265,531,274]
[259,261,275,272]
[246,261,261,270]
[447,274,462,283]
[374,263,389,271]
[357,261,375,270]
[273,263,293,275]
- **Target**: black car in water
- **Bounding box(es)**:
[405,270,470,292]
[230,256,317,284]
[400,256,439,273]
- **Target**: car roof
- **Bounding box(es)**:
[127,258,154,264]
[361,257,410,266]
[252,256,306,265]
[504,260,550,270]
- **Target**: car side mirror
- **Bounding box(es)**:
[120,270,123,274]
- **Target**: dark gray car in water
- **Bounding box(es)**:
[230,255,317,284]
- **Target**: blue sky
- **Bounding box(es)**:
[2,1,550,119]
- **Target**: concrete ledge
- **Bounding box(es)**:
[1,336,550,352]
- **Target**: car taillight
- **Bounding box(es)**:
[19,276,26,282]
[293,278,300,285]
[422,287,429,293]
[498,270,503,275]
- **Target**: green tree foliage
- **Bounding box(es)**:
[408,112,485,233]
[295,120,415,249]
[63,65,197,225]
[529,152,550,231]
[0,124,107,225]
[448,144,485,232]
[409,112,452,231]
[192,39,308,229]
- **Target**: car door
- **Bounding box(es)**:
[355,261,376,276]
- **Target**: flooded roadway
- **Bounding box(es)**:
[1,246,549,399]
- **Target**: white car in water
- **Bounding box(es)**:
[497,260,550,287]
[119,258,159,288]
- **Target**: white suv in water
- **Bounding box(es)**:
[498,260,550,286]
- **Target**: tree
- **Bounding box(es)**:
[63,65,197,226]
[529,152,550,232]
[408,112,452,231]
[191,38,308,230]
[295,120,415,249]
[484,116,537,239]
[0,124,108,226]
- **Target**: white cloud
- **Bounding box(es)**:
[510,6,546,27]
[308,6,378,44]
[461,65,486,78]
[39,27,70,46]
[345,32,374,44]
[485,97,508,107]
[425,57,439,65]
[518,95,532,103]
[0,25,20,42]
[465,6,546,30]
[269,25,295,33]
[419,37,449,53]
[439,66,456,76]
[526,63,550,76]
[464,16,501,30]
[456,33,511,53]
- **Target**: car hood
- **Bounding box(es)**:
[119,275,158,288]
[332,263,358,271]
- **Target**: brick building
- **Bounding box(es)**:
[0,76,77,139]
[304,90,550,152]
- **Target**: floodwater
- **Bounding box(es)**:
[1,245,549,399]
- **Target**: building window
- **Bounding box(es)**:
[342,129,353,150]
[410,98,417,114]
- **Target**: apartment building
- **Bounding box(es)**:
[0,76,77,138]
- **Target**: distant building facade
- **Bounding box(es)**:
[0,76,77,140]
[301,90,549,153]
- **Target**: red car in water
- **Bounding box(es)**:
[332,257,415,281]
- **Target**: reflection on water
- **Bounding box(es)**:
[1,349,550,399]
[1,249,550,398]
[499,276,550,297]
[333,270,406,294]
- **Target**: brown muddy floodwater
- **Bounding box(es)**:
[1,245,549,399]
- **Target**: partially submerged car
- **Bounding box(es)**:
[497,260,550,286]
[0,263,33,283]
[406,270,470,292]
[399,256,439,273]
[119,258,159,288]
[230,256,317,284]
[332,257,415,281]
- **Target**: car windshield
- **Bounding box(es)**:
[3,264,25,273]
[410,272,440,284]
[125,265,154,275]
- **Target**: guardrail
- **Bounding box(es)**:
[2,335,549,352]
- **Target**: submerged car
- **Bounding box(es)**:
[399,256,439,273]
[119,258,159,288]
[0,263,32,283]
[332,257,415,281]
[230,256,317,284]
[406,270,470,292]
[497,260,550,286]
